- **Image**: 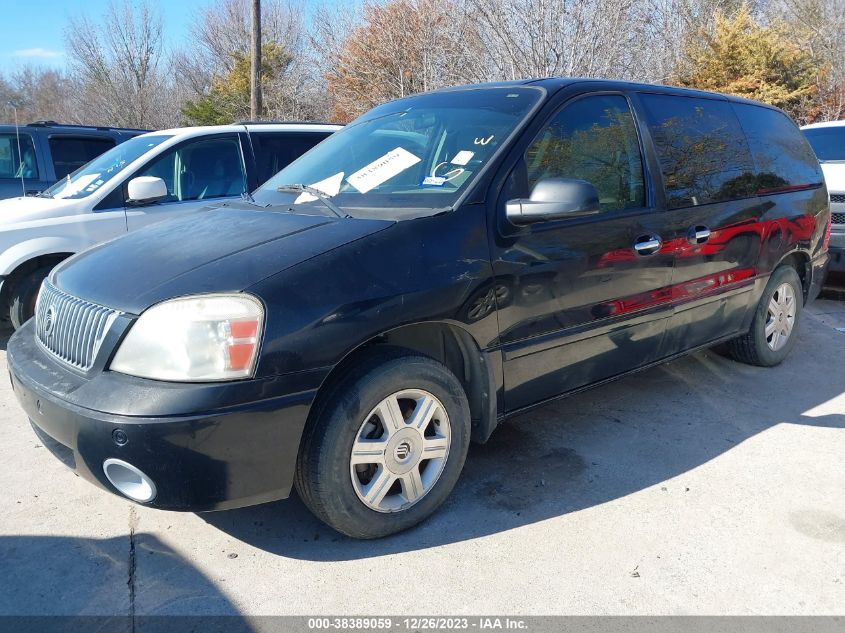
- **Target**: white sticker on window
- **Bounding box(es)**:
[451,150,474,166]
[347,147,421,194]
[295,171,344,204]
[54,173,101,199]
[422,176,447,186]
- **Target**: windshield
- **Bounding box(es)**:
[803,127,845,162]
[43,134,173,199]
[253,87,543,217]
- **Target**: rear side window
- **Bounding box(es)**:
[0,133,38,179]
[639,94,755,208]
[250,132,332,186]
[49,136,116,179]
[732,104,823,194]
[525,94,646,212]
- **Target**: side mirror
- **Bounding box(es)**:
[506,178,600,225]
[127,176,167,205]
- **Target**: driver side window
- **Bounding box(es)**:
[135,136,246,203]
[525,95,646,212]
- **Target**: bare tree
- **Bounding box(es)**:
[318,0,486,121]
[777,0,845,121]
[317,0,738,123]
[183,0,304,77]
[0,0,837,129]
[7,66,74,123]
[177,0,323,121]
[64,0,177,128]
[465,0,649,80]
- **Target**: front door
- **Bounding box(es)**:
[490,92,675,412]
[125,135,247,231]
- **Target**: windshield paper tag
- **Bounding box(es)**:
[451,151,474,166]
[347,147,421,194]
[421,176,447,187]
[56,173,100,198]
[295,172,344,203]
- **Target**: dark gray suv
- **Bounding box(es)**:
[0,121,147,199]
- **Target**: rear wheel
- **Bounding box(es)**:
[9,265,53,330]
[727,265,803,367]
[295,349,470,539]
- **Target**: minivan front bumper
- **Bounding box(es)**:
[827,228,845,274]
[7,322,315,511]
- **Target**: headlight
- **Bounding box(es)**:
[110,294,264,381]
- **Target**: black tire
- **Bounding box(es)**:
[9,265,53,330]
[727,265,803,367]
[295,347,471,539]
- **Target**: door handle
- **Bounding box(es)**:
[687,225,711,245]
[633,235,662,256]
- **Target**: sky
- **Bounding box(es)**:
[0,0,214,74]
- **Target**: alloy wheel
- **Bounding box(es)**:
[350,389,451,513]
[765,282,796,352]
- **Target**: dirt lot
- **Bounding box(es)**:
[0,301,843,617]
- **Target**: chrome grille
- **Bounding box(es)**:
[830,193,845,204]
[35,281,120,371]
[833,212,845,225]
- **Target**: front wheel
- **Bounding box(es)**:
[295,349,470,539]
[727,265,803,367]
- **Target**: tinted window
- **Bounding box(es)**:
[251,132,332,185]
[43,134,172,200]
[803,126,845,162]
[49,136,116,179]
[525,94,645,212]
[136,136,245,202]
[0,133,38,179]
[732,104,823,194]
[639,94,755,208]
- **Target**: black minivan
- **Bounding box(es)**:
[7,79,830,538]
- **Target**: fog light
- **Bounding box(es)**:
[103,459,156,503]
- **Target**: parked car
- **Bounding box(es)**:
[0,121,147,200]
[7,80,829,539]
[802,121,844,281]
[0,122,340,328]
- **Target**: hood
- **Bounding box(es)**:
[0,195,82,225]
[820,162,845,193]
[53,205,393,314]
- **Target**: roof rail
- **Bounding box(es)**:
[26,120,150,132]
[234,120,344,127]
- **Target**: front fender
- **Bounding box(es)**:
[0,236,83,277]
[0,211,127,276]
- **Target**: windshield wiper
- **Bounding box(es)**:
[35,191,52,198]
[276,184,348,219]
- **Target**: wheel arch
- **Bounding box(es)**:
[310,321,499,445]
[774,249,811,303]
[0,251,74,313]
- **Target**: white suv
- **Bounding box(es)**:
[0,123,340,327]
[802,121,845,282]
